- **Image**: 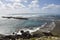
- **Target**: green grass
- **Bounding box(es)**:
[17,36,60,40]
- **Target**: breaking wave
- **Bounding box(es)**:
[16,23,47,35]
[17,22,55,35]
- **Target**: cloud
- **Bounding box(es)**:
[0,0,40,15]
[0,0,25,14]
[0,0,26,9]
[42,4,60,10]
[28,0,39,8]
[28,0,40,13]
[0,0,60,15]
[41,4,60,13]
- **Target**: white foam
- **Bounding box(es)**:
[16,23,47,35]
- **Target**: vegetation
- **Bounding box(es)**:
[16,36,60,40]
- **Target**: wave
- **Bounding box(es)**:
[16,22,55,35]
[16,23,47,35]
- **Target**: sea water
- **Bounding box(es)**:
[0,17,52,35]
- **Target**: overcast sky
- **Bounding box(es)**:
[0,0,60,15]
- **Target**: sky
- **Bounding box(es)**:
[0,0,60,15]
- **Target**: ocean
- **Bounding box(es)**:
[0,14,59,35]
[0,18,49,35]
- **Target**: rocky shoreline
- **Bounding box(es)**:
[0,21,60,40]
[0,35,60,40]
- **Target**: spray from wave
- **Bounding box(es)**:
[16,23,47,35]
[16,22,55,35]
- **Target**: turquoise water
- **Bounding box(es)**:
[0,18,47,35]
[0,14,60,35]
